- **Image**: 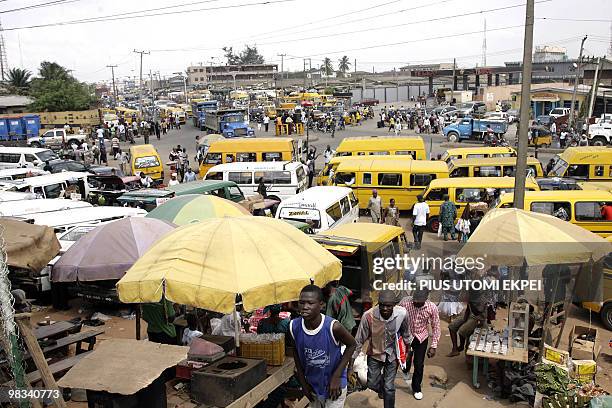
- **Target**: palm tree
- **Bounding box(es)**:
[323,58,334,77]
[6,68,32,94]
[338,56,351,76]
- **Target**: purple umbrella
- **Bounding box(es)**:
[52,217,176,282]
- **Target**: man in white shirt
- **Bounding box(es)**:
[412,195,429,249]
[96,127,105,140]
[168,173,180,186]
[323,145,334,166]
[263,115,270,132]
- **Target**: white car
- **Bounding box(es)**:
[549,107,570,119]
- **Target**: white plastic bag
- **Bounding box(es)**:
[437,221,442,237]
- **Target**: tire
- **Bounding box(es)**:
[427,217,440,233]
[600,303,612,331]
[591,136,608,147]
[29,141,41,148]
[67,139,80,146]
[447,132,459,143]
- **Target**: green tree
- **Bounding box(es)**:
[338,56,351,75]
[323,58,334,76]
[38,61,71,81]
[28,61,95,111]
[222,45,265,65]
[6,68,32,94]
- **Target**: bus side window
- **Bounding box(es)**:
[378,173,402,186]
[594,165,604,177]
[410,174,434,186]
[575,202,607,221]
[450,167,468,177]
[425,188,448,201]
[362,173,372,185]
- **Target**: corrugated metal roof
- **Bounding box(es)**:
[0,95,33,108]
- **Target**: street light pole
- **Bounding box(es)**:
[513,0,534,210]
[133,49,150,118]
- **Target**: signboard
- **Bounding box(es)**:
[411,70,435,77]
[531,92,560,102]
[155,197,172,206]
[279,208,320,220]
[486,93,494,102]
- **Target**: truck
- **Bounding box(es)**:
[27,129,88,149]
[588,114,612,146]
[0,115,41,141]
[203,109,255,138]
[191,99,219,130]
[443,116,508,143]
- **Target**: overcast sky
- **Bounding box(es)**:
[2,0,611,84]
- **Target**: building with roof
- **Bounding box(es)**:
[187,63,278,86]
[0,95,33,114]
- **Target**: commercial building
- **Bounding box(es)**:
[187,64,278,86]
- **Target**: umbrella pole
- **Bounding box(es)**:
[135,304,141,340]
[234,309,240,350]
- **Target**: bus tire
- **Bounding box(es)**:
[447,132,459,143]
[67,139,80,147]
[600,303,612,331]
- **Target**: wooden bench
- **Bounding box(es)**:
[35,321,81,341]
[3,351,92,386]
[38,329,105,356]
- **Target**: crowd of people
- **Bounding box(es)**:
[379,106,445,136]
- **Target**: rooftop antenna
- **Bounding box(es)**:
[482,18,487,67]
[0,18,9,80]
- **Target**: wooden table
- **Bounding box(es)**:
[466,346,528,388]
[200,357,307,408]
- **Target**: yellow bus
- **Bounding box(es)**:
[578,181,612,193]
[448,157,544,178]
[548,147,612,181]
[129,144,163,182]
[495,190,612,237]
[312,223,409,315]
[317,155,412,187]
[335,136,427,160]
[440,146,517,163]
[198,137,303,176]
[115,107,139,124]
[331,157,449,211]
[422,177,540,232]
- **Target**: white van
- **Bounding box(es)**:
[26,206,147,233]
[0,168,49,181]
[0,171,90,199]
[0,147,58,169]
[275,186,359,233]
[0,198,91,217]
[204,161,308,202]
[0,191,38,202]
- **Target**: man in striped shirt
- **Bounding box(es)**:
[399,289,441,400]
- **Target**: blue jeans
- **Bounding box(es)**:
[367,356,398,408]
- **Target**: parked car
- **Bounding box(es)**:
[484,111,509,122]
[359,98,379,106]
[506,109,519,124]
[549,107,571,119]
[47,160,120,176]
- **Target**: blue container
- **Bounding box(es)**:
[23,115,40,138]
[0,119,8,141]
[8,118,25,140]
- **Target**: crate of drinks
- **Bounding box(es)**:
[238,333,285,366]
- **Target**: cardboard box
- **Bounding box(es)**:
[570,359,596,384]
[568,325,601,361]
[542,343,570,368]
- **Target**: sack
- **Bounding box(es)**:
[437,222,442,237]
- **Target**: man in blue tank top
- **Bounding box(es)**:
[291,285,357,407]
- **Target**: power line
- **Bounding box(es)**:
[0,0,79,14]
[3,0,297,31]
[151,1,542,53]
[538,17,612,23]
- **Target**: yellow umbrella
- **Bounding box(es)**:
[458,208,611,266]
[117,216,341,313]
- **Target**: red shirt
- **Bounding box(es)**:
[601,205,612,221]
[399,298,441,348]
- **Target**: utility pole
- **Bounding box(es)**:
[277,53,286,89]
[513,0,534,210]
[133,49,150,118]
[106,65,118,107]
[308,59,312,87]
[569,36,587,130]
[303,59,307,89]
[452,58,457,91]
[354,59,357,74]
[588,57,603,118]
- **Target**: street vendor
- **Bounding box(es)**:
[447,288,486,357]
[257,304,289,335]
[323,281,356,333]
[142,298,177,345]
[291,285,356,407]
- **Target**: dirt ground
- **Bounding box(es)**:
[27,293,610,408]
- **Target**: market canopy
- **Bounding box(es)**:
[146,194,250,225]
[458,208,610,266]
[0,218,60,273]
[117,216,342,313]
[52,217,176,282]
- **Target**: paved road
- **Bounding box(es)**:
[117,109,556,181]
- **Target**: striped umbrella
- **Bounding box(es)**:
[146,194,251,225]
